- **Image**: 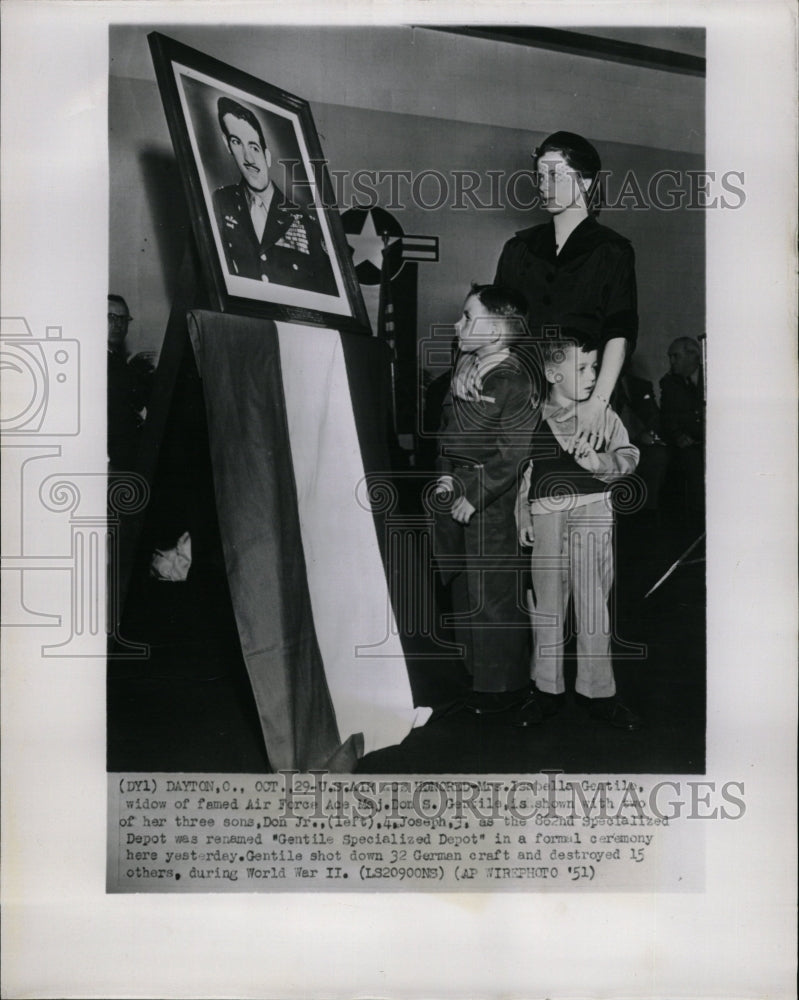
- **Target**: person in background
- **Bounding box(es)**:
[435,284,541,726]
[614,366,668,511]
[517,336,642,731]
[659,336,704,519]
[107,294,146,472]
[495,131,638,455]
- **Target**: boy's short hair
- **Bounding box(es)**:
[469,283,529,345]
[540,335,596,368]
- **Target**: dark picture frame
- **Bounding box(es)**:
[148,32,370,334]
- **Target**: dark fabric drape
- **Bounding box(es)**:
[187,310,341,771]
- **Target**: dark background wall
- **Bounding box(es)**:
[109,25,705,389]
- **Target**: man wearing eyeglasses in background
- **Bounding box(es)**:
[107,294,151,471]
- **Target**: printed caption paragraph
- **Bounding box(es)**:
[106,771,745,892]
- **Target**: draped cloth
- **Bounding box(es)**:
[187,311,424,772]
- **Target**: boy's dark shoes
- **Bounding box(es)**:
[534,686,565,718]
[511,693,544,727]
[575,693,642,731]
[465,688,526,715]
[511,685,565,727]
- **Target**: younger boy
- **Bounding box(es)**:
[435,284,541,724]
[519,338,642,730]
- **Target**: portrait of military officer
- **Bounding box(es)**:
[212,96,337,295]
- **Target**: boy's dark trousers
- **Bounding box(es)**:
[435,488,529,694]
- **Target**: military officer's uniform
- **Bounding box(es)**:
[213,181,337,295]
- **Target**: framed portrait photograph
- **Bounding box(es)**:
[147,31,370,333]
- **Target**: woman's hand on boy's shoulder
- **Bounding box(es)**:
[435,475,455,496]
[552,396,609,452]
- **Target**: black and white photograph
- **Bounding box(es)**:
[1,1,796,997]
[109,24,709,778]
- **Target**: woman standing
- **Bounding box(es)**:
[495,131,637,450]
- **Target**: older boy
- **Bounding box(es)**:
[435,284,541,724]
[519,337,642,730]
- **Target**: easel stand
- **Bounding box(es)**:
[644,531,705,599]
